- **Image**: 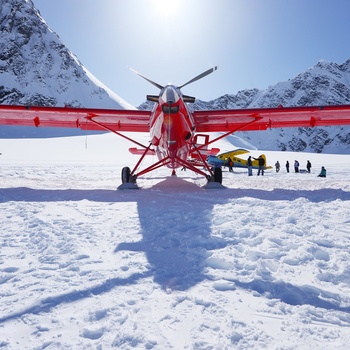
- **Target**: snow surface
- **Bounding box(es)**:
[1,133,350,349]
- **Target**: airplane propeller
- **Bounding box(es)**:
[178,66,218,89]
[129,66,218,91]
[128,68,164,90]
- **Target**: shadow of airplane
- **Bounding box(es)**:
[0,178,349,323]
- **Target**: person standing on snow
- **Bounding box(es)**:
[306,160,312,173]
[247,156,253,176]
[228,157,233,172]
[286,160,290,173]
[275,161,280,173]
[254,155,265,176]
[294,160,299,173]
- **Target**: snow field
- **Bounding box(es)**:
[1,133,350,349]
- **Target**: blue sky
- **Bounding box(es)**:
[33,0,350,107]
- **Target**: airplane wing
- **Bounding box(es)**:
[193,105,350,132]
[0,105,151,132]
[217,149,250,158]
[2,104,350,133]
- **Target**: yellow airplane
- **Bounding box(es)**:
[207,149,272,169]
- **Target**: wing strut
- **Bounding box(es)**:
[200,116,264,147]
[86,116,149,149]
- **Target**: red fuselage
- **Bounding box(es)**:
[149,85,195,169]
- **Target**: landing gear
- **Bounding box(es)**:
[121,166,137,183]
[118,167,138,189]
[213,167,222,184]
[206,167,222,184]
[121,166,131,183]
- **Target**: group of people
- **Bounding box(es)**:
[282,160,311,173]
[275,159,326,177]
[246,155,265,176]
[225,155,327,177]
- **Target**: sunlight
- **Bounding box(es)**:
[150,0,182,18]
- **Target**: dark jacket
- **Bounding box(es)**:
[254,156,265,166]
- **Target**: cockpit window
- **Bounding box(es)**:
[162,105,179,114]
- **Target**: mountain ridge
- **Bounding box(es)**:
[1,0,350,153]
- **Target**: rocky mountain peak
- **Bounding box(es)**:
[0,0,132,109]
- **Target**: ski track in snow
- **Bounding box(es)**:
[1,134,350,349]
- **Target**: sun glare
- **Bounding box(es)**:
[151,0,181,18]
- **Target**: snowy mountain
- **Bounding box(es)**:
[1,0,350,153]
[193,59,350,154]
[0,0,133,110]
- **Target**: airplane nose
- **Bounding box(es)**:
[161,86,179,104]
[165,87,175,104]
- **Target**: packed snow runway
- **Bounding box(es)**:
[1,133,350,349]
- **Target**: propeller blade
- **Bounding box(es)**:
[129,68,164,90]
[179,66,218,89]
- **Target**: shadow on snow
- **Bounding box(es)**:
[0,272,150,324]
[1,178,350,323]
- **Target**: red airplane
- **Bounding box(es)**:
[1,66,350,188]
